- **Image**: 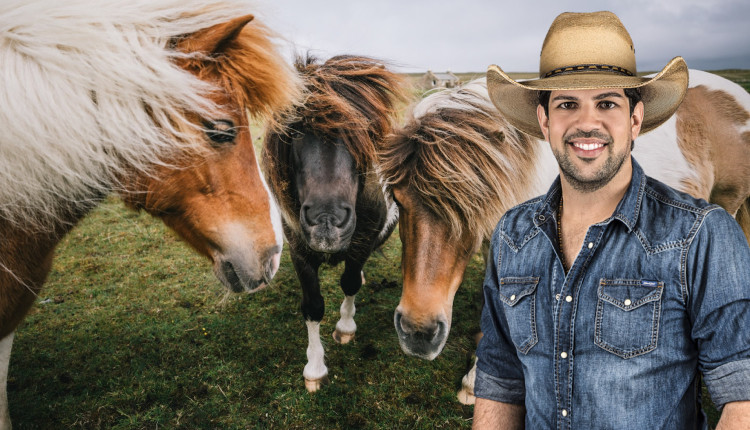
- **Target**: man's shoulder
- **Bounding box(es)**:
[494,195,545,249]
[637,175,727,244]
[642,175,718,214]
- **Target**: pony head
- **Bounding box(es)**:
[121,14,300,292]
[380,79,538,359]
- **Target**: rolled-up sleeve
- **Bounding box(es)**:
[475,224,526,405]
[703,359,750,408]
[688,208,750,408]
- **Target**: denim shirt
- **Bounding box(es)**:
[475,159,750,429]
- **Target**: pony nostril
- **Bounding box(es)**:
[263,245,282,282]
[335,205,353,228]
[301,204,315,226]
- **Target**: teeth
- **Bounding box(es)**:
[574,142,604,151]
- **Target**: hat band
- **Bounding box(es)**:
[544,64,635,78]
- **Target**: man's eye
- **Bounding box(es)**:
[558,102,576,110]
[599,101,617,109]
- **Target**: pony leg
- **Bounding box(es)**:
[333,262,366,344]
[290,251,328,392]
[333,295,356,344]
[303,320,328,392]
[457,356,477,405]
[0,332,14,430]
[457,330,483,404]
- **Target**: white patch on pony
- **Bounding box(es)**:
[378,181,399,242]
[0,332,14,429]
[335,295,357,335]
[530,140,561,196]
[633,115,698,191]
[0,0,255,229]
[413,78,493,119]
[303,320,328,382]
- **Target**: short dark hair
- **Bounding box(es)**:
[537,87,642,117]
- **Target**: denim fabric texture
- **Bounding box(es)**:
[475,159,750,429]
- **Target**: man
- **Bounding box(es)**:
[473,11,750,429]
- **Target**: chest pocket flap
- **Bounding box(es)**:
[499,276,539,306]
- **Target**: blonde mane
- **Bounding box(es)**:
[0,0,295,229]
[380,78,539,241]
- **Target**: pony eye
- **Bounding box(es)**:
[203,119,237,145]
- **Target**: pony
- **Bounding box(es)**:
[378,71,750,404]
[0,1,300,426]
[262,55,407,392]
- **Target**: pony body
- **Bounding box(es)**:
[380,71,750,403]
[262,55,406,391]
[0,1,300,426]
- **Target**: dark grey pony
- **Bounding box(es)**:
[262,55,407,391]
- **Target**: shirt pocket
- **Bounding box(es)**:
[595,278,664,359]
[498,276,539,354]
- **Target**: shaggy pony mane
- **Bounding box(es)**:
[379,79,539,241]
[0,0,298,229]
[262,54,407,226]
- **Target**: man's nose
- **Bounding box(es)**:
[576,103,602,130]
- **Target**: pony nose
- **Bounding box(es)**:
[394,310,448,360]
[302,202,353,228]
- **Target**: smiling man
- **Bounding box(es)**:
[473,11,750,429]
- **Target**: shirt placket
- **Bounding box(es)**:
[554,224,604,430]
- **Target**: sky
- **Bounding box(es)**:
[253,0,750,74]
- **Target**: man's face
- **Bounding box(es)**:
[537,88,644,193]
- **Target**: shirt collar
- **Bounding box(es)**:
[533,157,646,232]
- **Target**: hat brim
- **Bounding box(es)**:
[486,56,689,140]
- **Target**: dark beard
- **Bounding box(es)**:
[553,131,629,193]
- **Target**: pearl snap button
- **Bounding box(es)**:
[510,294,516,301]
[624,299,632,306]
[565,295,572,302]
[555,294,561,301]
[587,242,593,249]
[561,351,568,358]
[562,409,568,417]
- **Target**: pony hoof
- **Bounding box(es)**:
[305,375,329,393]
[456,387,476,405]
[332,330,355,344]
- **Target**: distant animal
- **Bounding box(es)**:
[378,71,750,404]
[0,1,300,426]
[262,55,407,392]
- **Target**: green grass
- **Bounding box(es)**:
[10,69,747,429]
[9,198,484,429]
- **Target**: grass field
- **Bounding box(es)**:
[8,69,747,428]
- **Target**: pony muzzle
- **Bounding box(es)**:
[393,309,450,361]
[301,206,356,253]
[213,244,281,293]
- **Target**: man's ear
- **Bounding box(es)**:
[176,14,254,55]
[631,100,644,140]
[537,104,550,142]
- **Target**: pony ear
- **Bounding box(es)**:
[177,14,254,55]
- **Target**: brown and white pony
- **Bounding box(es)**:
[0,1,300,426]
[262,55,407,392]
[379,70,750,403]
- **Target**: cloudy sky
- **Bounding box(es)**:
[253,0,750,74]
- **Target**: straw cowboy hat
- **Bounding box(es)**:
[486,11,689,140]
